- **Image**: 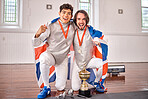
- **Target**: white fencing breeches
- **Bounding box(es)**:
[71,58,103,91]
[39,51,68,90]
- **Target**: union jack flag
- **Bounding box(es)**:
[86,26,108,88]
[33,18,108,89]
[33,36,108,89]
[34,41,74,88]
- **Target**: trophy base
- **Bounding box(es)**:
[79,89,92,97]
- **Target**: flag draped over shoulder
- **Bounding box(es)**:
[33,18,108,88]
[86,26,108,86]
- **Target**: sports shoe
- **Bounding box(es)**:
[37,86,51,99]
[94,82,107,93]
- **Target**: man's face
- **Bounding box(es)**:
[76,13,86,30]
[59,9,72,24]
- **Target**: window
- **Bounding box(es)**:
[141,0,148,29]
[78,0,93,25]
[0,0,22,29]
[79,0,91,15]
[4,0,17,23]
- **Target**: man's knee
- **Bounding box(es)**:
[39,52,55,66]
[87,58,103,69]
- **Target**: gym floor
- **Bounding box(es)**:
[0,62,148,98]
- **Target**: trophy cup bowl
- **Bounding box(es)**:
[79,68,91,97]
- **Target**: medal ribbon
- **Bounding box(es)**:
[77,26,87,46]
[58,19,70,39]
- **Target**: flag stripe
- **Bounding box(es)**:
[94,46,102,59]
[49,66,55,76]
[102,63,108,75]
[35,44,47,60]
[36,62,41,81]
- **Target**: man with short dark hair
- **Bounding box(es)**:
[32,3,75,98]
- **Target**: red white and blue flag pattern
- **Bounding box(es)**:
[34,41,74,88]
[33,19,108,89]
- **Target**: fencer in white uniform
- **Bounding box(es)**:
[71,10,103,91]
[32,4,75,95]
[33,20,75,90]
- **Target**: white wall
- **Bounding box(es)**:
[0,0,148,64]
[106,35,148,62]
[98,0,148,62]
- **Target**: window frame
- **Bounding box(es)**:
[0,0,22,30]
[141,0,148,32]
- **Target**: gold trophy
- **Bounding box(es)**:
[79,67,91,97]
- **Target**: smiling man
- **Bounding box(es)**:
[32,4,75,98]
[71,10,108,93]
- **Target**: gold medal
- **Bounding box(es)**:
[77,26,87,54]
[78,49,82,54]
